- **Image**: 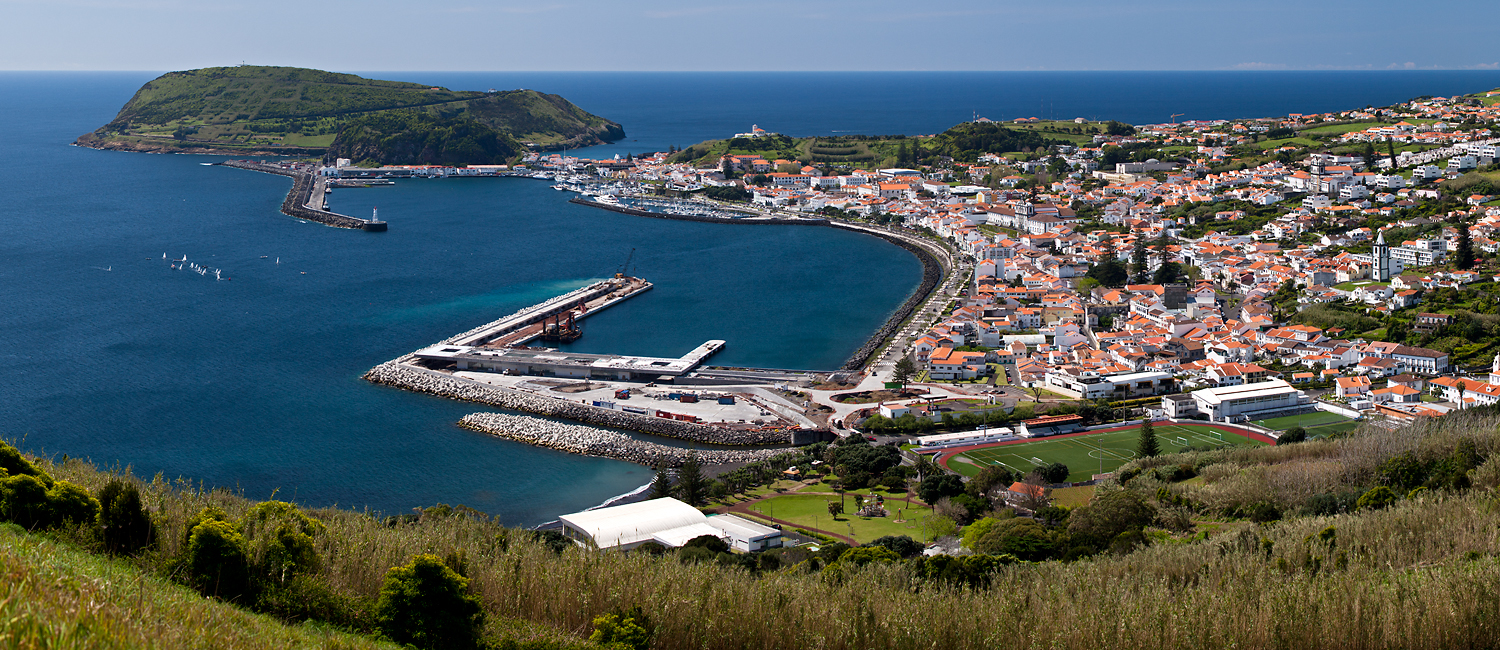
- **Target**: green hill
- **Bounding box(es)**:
[74,66,622,161]
[14,402,1500,648]
[669,122,1069,169]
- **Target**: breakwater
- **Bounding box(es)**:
[569,197,828,226]
[364,361,793,445]
[458,412,787,467]
[219,161,383,230]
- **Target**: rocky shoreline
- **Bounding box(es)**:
[73,132,321,157]
[363,361,794,445]
[457,412,787,467]
[828,224,946,372]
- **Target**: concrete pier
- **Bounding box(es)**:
[218,161,385,231]
[447,276,652,348]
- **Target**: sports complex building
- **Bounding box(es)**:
[1163,379,1313,423]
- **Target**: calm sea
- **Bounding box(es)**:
[1,70,1497,524]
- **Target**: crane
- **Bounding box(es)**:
[615,247,635,279]
[1170,113,1186,125]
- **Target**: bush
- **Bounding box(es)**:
[1304,490,1361,517]
[835,545,900,567]
[682,534,729,554]
[1277,427,1308,445]
[0,442,51,485]
[241,501,325,580]
[591,610,651,650]
[1068,490,1155,550]
[633,541,667,556]
[46,480,100,528]
[867,535,923,558]
[374,554,485,650]
[0,474,52,528]
[530,529,573,554]
[973,518,1061,561]
[1357,486,1398,511]
[676,546,716,564]
[97,479,155,555]
[1245,501,1281,523]
[186,517,251,601]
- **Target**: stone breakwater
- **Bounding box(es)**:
[458,412,786,467]
[828,224,945,372]
[363,361,793,445]
[219,161,370,229]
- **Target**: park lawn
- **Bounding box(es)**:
[745,493,927,544]
[947,424,1266,483]
[1333,280,1390,291]
[1257,137,1320,150]
[1301,122,1394,135]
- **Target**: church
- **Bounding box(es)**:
[1352,231,1402,281]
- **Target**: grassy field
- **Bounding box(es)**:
[1301,122,1394,135]
[946,424,1267,482]
[1252,410,1361,436]
[744,493,930,543]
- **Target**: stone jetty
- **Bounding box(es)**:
[458,412,786,467]
[363,361,793,445]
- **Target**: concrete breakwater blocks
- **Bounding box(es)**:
[363,361,793,445]
[458,412,784,467]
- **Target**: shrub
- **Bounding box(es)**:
[1245,501,1281,523]
[676,546,716,564]
[0,474,52,528]
[682,534,729,554]
[590,611,651,650]
[97,479,155,555]
[1278,427,1308,445]
[530,529,573,554]
[633,541,667,556]
[1303,490,1361,516]
[1357,486,1398,511]
[241,501,325,580]
[867,535,923,558]
[836,545,901,567]
[186,517,251,601]
[973,518,1061,561]
[374,554,485,650]
[0,441,51,486]
[46,480,100,528]
[1068,490,1155,549]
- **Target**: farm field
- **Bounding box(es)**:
[742,493,926,544]
[1250,410,1362,437]
[943,424,1269,482]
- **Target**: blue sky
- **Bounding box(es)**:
[4,0,1498,71]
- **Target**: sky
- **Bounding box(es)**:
[3,0,1498,72]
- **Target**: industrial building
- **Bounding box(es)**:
[557,497,782,552]
[1185,380,1311,422]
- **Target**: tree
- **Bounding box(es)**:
[1363,141,1377,168]
[1457,220,1476,270]
[97,479,155,555]
[868,534,924,558]
[1137,420,1160,458]
[1067,490,1155,549]
[1357,486,1397,511]
[919,474,966,505]
[1388,139,1398,167]
[1086,258,1128,288]
[1130,238,1149,284]
[966,465,1017,500]
[892,357,917,391]
[1040,462,1070,484]
[185,516,251,601]
[649,464,674,500]
[375,554,486,650]
[677,452,705,506]
[1152,261,1182,286]
[827,500,845,519]
[1277,426,1308,445]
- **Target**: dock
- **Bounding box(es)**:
[446,275,653,348]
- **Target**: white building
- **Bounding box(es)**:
[558,497,782,552]
[1190,379,1310,423]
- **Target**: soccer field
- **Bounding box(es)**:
[1251,410,1361,437]
[944,424,1268,483]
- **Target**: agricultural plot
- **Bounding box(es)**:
[944,424,1267,483]
[1251,410,1361,437]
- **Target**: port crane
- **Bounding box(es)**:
[615,247,635,279]
[1170,113,1185,125]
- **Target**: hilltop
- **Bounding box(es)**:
[74,66,623,161]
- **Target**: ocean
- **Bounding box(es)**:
[1,70,1497,525]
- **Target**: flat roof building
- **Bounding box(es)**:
[416,340,725,381]
[1190,379,1310,422]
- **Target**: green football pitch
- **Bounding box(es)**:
[943,424,1269,483]
[1250,410,1361,436]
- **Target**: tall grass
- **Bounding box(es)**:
[20,408,1500,649]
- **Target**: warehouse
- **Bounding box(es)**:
[1190,380,1310,422]
[558,497,782,552]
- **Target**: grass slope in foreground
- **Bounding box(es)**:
[0,523,396,649]
[946,424,1267,481]
[74,65,623,159]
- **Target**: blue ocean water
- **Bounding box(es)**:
[2,70,1498,524]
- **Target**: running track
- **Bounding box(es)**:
[934,422,1277,472]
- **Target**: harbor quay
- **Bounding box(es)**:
[366,276,832,463]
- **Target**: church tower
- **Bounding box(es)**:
[1489,354,1500,386]
[1373,230,1392,281]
